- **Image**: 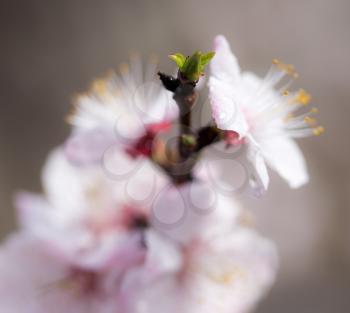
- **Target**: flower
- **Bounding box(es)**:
[15,148,166,271]
[65,54,178,164]
[150,179,243,244]
[120,225,278,313]
[208,35,323,193]
[0,233,119,313]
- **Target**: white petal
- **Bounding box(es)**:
[208,76,249,136]
[124,226,278,313]
[200,228,278,312]
[246,136,270,194]
[64,129,116,164]
[151,181,241,244]
[41,149,88,212]
[0,234,118,313]
[210,35,241,83]
[15,192,52,230]
[144,230,183,276]
[208,35,249,137]
[260,135,309,188]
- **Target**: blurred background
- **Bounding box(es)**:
[1,0,349,311]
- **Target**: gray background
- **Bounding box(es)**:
[0,0,349,312]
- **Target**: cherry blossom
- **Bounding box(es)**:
[209,35,323,193]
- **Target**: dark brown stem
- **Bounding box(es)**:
[157,72,222,185]
[195,125,223,153]
[174,83,197,156]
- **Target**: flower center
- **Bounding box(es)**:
[125,121,171,158]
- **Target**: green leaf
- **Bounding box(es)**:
[168,50,215,82]
[168,53,186,69]
[181,134,197,147]
[182,51,202,81]
[200,51,215,67]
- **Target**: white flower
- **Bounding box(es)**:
[0,233,119,313]
[120,225,278,313]
[150,179,243,244]
[208,35,324,192]
[15,148,165,271]
[65,54,178,164]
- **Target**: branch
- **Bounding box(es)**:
[194,125,222,153]
[157,72,222,185]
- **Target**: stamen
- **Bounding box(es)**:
[296,89,311,105]
[284,112,294,122]
[273,59,296,76]
[313,126,325,136]
[90,78,107,95]
[304,116,317,125]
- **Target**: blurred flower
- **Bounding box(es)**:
[15,149,165,271]
[208,35,323,192]
[0,233,120,313]
[150,179,243,243]
[120,225,278,313]
[65,54,178,164]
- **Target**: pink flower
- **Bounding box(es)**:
[65,55,178,164]
[0,233,119,313]
[121,226,278,313]
[15,149,165,271]
[208,35,322,193]
[150,179,242,244]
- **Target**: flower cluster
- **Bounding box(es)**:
[0,35,321,313]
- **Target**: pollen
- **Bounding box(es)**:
[90,78,107,95]
[273,59,296,76]
[216,268,245,285]
[297,89,311,105]
[313,126,325,136]
[304,116,317,125]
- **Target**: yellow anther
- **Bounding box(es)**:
[296,89,311,105]
[282,90,289,96]
[311,107,318,113]
[313,126,325,136]
[91,78,107,95]
[274,60,296,76]
[304,116,317,125]
[209,269,243,285]
[286,64,295,75]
